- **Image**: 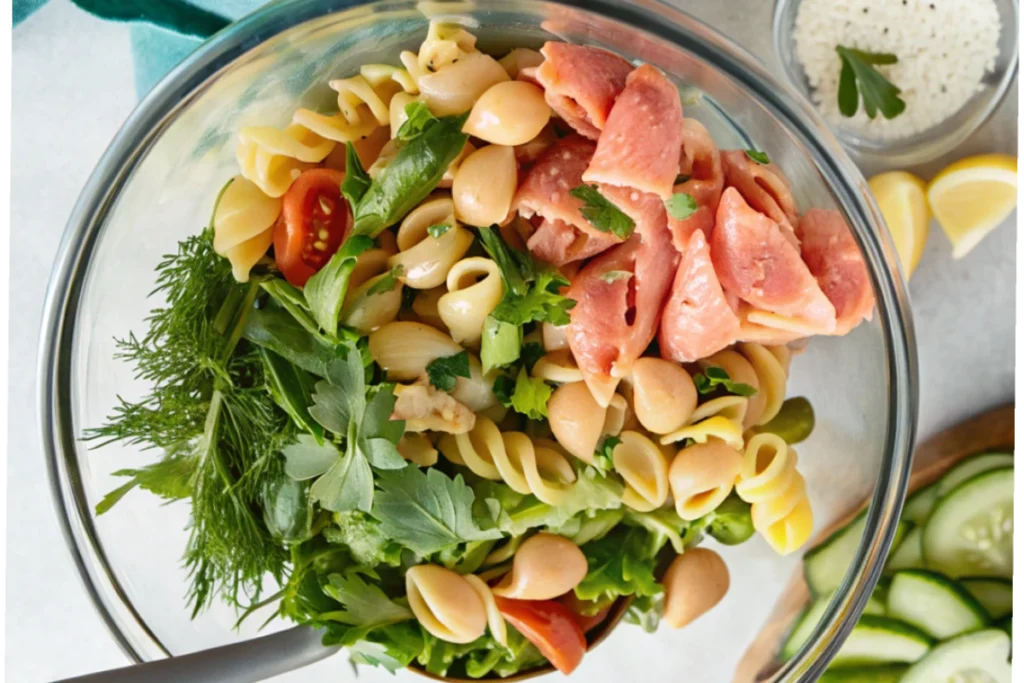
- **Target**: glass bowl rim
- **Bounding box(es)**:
[37,0,919,680]
[770,0,1020,166]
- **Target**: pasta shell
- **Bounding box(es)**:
[438,257,504,347]
[452,145,518,227]
[630,358,697,434]
[498,47,544,78]
[613,431,670,512]
[668,440,743,520]
[701,350,764,429]
[406,564,487,644]
[463,81,551,146]
[492,533,587,601]
[418,52,509,116]
[662,548,730,629]
[368,321,462,381]
[547,381,606,464]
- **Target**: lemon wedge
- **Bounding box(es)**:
[927,154,1017,259]
[868,171,931,276]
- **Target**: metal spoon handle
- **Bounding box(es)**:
[55,626,339,683]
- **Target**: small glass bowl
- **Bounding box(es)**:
[773,0,1019,166]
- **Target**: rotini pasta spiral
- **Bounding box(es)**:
[293,73,392,143]
[406,564,506,645]
[611,431,670,512]
[437,257,504,347]
[438,417,577,505]
[734,433,813,555]
[235,124,334,197]
[389,196,474,289]
[417,20,478,74]
[668,440,744,520]
[212,176,281,282]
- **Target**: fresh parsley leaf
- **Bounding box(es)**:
[341,142,372,207]
[95,454,194,515]
[325,511,403,567]
[426,223,451,239]
[692,365,757,397]
[494,368,553,420]
[491,268,575,327]
[574,526,662,605]
[569,184,635,239]
[352,113,469,237]
[521,342,545,373]
[365,265,404,297]
[745,149,770,165]
[303,235,374,338]
[593,435,621,472]
[370,467,502,555]
[322,570,414,634]
[425,350,471,392]
[599,270,633,285]
[296,348,406,513]
[835,46,905,120]
[665,192,698,220]
[395,101,438,142]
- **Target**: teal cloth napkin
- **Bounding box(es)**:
[15,0,267,97]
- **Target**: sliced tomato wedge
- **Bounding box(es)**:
[274,168,351,286]
[557,592,613,634]
[495,596,587,674]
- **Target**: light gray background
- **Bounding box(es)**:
[10,1,1016,681]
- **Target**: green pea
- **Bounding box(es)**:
[261,473,314,544]
[707,494,755,546]
[754,397,815,444]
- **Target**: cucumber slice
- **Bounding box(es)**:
[901,629,1011,683]
[831,615,933,667]
[936,451,1014,499]
[804,511,911,596]
[962,578,1013,619]
[904,483,938,525]
[885,526,923,573]
[887,569,989,639]
[819,665,907,683]
[781,590,887,661]
[923,467,1013,579]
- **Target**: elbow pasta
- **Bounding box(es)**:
[611,431,670,512]
[235,124,334,197]
[452,144,518,227]
[734,433,813,555]
[389,196,474,289]
[437,257,504,347]
[438,417,578,505]
[668,440,744,521]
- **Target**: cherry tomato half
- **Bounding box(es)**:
[557,592,613,634]
[495,596,587,675]
[274,168,350,286]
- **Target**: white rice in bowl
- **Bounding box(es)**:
[793,0,1002,140]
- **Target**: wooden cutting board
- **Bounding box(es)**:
[733,404,1015,683]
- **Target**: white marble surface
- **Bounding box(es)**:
[9,1,1016,682]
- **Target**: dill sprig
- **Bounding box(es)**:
[87,229,290,615]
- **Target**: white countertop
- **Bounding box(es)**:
[9,1,1016,681]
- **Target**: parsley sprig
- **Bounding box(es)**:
[693,365,757,397]
[835,46,906,120]
[569,184,635,239]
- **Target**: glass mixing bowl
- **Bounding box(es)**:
[39,1,918,681]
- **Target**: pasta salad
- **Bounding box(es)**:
[91,21,874,679]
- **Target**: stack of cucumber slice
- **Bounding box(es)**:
[782,451,1013,682]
